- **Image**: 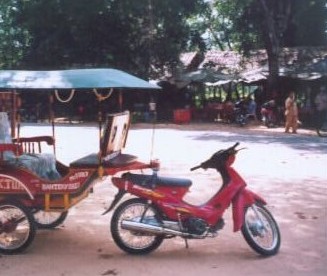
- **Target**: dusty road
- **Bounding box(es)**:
[1,122,326,276]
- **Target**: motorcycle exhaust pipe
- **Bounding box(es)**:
[121,220,189,237]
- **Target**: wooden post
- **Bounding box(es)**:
[119,90,123,112]
[49,93,56,156]
[11,91,17,139]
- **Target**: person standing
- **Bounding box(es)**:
[284,91,298,133]
[246,95,257,121]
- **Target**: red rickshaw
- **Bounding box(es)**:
[0,68,160,254]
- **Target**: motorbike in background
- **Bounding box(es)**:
[106,143,281,256]
[233,100,248,126]
[260,100,279,128]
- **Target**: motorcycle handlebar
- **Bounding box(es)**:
[229,142,239,151]
[190,142,240,171]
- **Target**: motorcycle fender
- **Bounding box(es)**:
[232,189,266,232]
[102,189,126,215]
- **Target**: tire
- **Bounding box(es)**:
[317,127,327,137]
[235,113,245,126]
[110,198,164,255]
[241,203,281,256]
[239,115,247,126]
[0,200,36,254]
[33,210,68,229]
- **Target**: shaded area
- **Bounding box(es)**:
[186,130,327,154]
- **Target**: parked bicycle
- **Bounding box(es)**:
[316,110,327,137]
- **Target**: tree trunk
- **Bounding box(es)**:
[266,45,280,97]
[259,0,280,96]
[259,0,291,97]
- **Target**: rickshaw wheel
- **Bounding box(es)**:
[0,200,36,254]
[33,210,68,229]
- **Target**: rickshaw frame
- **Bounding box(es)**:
[0,68,160,254]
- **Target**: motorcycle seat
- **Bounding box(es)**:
[122,172,192,188]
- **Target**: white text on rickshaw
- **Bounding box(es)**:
[42,183,81,191]
[0,179,25,190]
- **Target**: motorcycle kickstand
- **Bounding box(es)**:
[177,213,189,249]
[184,238,189,249]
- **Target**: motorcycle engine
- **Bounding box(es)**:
[183,217,208,235]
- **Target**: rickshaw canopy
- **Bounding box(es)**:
[0,68,160,90]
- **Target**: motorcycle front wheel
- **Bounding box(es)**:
[110,198,164,254]
[0,200,36,254]
[241,203,281,256]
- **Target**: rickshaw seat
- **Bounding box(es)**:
[70,111,137,169]
[69,152,137,168]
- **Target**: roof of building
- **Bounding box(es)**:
[174,46,327,86]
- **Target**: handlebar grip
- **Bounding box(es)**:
[232,142,240,149]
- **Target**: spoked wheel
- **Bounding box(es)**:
[239,115,247,126]
[33,210,68,229]
[242,203,281,256]
[0,200,36,254]
[111,198,164,254]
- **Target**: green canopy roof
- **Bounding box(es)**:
[0,68,160,90]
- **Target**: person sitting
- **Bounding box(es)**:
[0,112,61,180]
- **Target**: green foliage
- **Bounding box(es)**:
[192,0,326,92]
[1,0,204,79]
[0,0,30,68]
[191,0,326,52]
[284,0,327,46]
[187,0,244,51]
[0,0,326,77]
[236,0,327,50]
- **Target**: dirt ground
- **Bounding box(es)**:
[1,122,326,276]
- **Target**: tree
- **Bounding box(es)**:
[284,0,327,47]
[257,0,291,93]
[238,0,326,93]
[6,0,204,79]
[0,0,30,68]
[209,0,293,94]
[187,0,247,52]
[195,0,327,94]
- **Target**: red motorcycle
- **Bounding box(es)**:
[107,143,281,256]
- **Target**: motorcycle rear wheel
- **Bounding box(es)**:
[110,198,164,254]
[241,203,280,256]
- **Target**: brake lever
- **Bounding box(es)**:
[190,165,202,171]
[236,147,247,153]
